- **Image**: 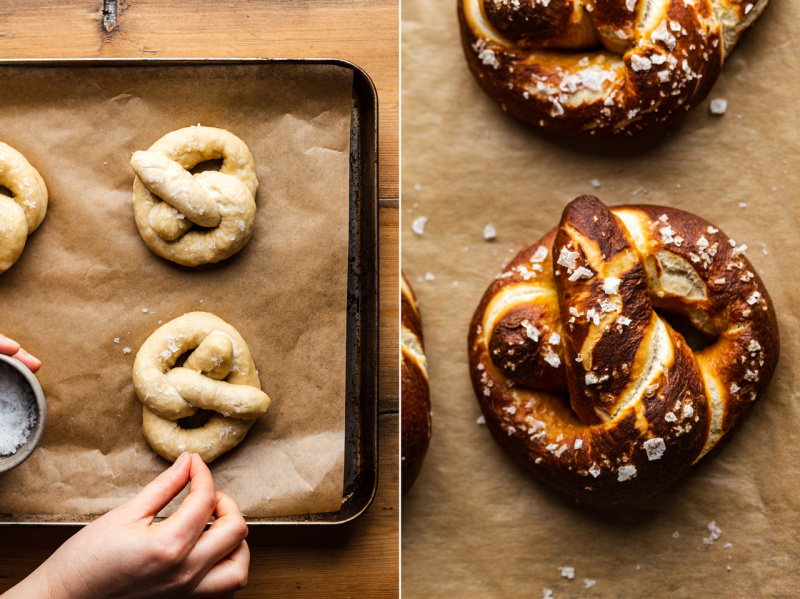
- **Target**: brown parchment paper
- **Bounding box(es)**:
[0,62,354,519]
[402,1,800,596]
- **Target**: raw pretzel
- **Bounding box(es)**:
[0,142,48,274]
[469,196,778,501]
[131,126,259,266]
[133,312,271,463]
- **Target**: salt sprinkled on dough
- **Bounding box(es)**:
[617,465,637,481]
[643,437,666,460]
[0,362,37,456]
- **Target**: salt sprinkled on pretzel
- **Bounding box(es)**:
[468,196,778,501]
[459,0,768,136]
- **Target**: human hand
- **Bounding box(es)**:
[3,453,249,599]
[0,333,41,373]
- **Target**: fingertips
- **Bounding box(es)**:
[161,453,217,545]
[0,334,21,356]
[124,452,192,521]
[14,348,41,373]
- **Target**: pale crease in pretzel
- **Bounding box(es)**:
[469,196,779,501]
[459,0,768,135]
[0,142,48,274]
[133,312,271,463]
[131,126,259,266]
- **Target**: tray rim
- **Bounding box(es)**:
[0,56,380,527]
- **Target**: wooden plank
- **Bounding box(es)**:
[0,0,399,199]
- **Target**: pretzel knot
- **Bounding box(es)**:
[131,126,259,266]
[133,312,271,463]
[0,142,48,274]
[459,0,767,136]
[469,196,778,502]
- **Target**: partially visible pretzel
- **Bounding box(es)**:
[459,0,767,136]
[401,274,431,494]
[133,312,271,463]
[0,142,48,274]
[469,196,778,501]
[131,126,259,266]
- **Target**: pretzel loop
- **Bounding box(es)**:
[459,0,768,136]
[0,142,48,274]
[133,312,271,463]
[131,126,259,266]
[469,196,778,501]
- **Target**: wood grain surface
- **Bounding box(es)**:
[0,1,399,596]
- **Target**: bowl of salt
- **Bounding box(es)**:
[0,353,45,474]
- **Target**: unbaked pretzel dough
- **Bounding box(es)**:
[131,126,259,267]
[0,142,48,274]
[133,312,271,463]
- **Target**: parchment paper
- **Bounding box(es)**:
[0,63,354,519]
[402,0,799,595]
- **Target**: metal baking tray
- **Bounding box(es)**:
[0,58,379,526]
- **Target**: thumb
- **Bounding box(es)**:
[124,452,193,522]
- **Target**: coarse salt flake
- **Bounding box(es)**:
[710,99,728,115]
[643,437,666,460]
[543,350,561,369]
[411,216,428,235]
[557,247,580,270]
[559,567,575,580]
[617,316,632,326]
[603,277,621,295]
[548,332,561,345]
[531,246,548,263]
[747,291,761,305]
[569,266,594,282]
[574,439,583,450]
[617,465,637,481]
[483,223,497,240]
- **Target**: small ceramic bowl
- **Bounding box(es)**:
[0,353,46,474]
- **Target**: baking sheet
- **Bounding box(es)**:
[401,0,799,595]
[0,62,354,520]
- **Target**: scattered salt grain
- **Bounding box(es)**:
[424,272,435,281]
[568,266,594,282]
[709,99,727,115]
[483,223,497,241]
[673,532,680,539]
[590,179,601,188]
[113,338,120,344]
[559,567,575,580]
[123,347,131,354]
[543,589,553,599]
[142,308,149,313]
[583,579,596,588]
[0,363,37,456]
[411,216,428,236]
[703,521,722,545]
[477,415,486,425]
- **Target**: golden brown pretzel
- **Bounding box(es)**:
[468,196,778,501]
[458,0,767,136]
[401,274,431,494]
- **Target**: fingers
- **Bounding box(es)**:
[0,334,20,355]
[192,540,250,597]
[124,451,193,522]
[190,492,248,568]
[0,334,41,372]
[159,454,218,547]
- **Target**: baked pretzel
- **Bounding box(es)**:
[131,126,259,266]
[133,312,271,463]
[469,196,778,501]
[0,142,48,274]
[401,274,431,494]
[459,0,767,136]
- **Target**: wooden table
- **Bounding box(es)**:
[0,2,399,597]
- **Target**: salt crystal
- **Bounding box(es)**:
[559,567,575,580]
[584,579,596,588]
[709,99,728,115]
[483,223,497,240]
[123,347,131,354]
[590,179,601,188]
[643,437,666,460]
[411,216,428,235]
[618,465,637,481]
[477,416,486,425]
[603,277,621,295]
[703,521,722,545]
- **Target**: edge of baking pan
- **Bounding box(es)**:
[0,57,380,526]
